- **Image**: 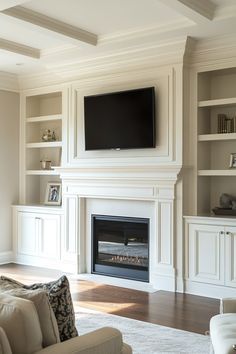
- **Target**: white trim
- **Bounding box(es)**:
[3,6,97,46]
[18,36,189,90]
[159,0,215,23]
[0,38,40,59]
[0,251,14,264]
[185,279,236,299]
[0,71,19,91]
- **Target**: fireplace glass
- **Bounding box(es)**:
[92,215,149,281]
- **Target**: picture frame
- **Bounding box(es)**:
[229,153,236,168]
[44,182,62,205]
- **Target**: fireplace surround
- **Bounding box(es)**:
[59,165,181,291]
[92,214,149,282]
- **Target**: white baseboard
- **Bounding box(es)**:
[0,251,14,265]
[75,273,156,292]
[15,254,77,273]
[185,279,236,299]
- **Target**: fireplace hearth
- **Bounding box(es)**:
[92,215,149,282]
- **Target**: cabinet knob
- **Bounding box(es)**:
[220,231,224,235]
[226,231,231,235]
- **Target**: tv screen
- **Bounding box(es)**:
[84,87,156,150]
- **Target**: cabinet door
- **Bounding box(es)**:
[38,214,61,260]
[17,212,38,256]
[225,226,236,288]
[188,223,224,285]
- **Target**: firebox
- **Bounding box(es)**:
[91,215,149,282]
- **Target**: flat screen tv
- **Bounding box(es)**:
[84,87,156,150]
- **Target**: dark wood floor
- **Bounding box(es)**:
[0,263,219,335]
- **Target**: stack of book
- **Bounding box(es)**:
[218,114,236,133]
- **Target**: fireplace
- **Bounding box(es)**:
[91,215,149,282]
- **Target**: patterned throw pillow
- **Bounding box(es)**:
[0,275,78,342]
[24,275,78,342]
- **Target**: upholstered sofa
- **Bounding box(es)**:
[210,298,236,354]
[0,293,132,354]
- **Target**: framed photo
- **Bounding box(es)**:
[45,182,62,205]
[229,153,236,168]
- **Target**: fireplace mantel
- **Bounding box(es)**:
[55,164,181,182]
[58,164,182,291]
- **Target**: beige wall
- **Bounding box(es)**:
[0,90,19,253]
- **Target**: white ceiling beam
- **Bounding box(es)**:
[2,6,98,46]
[0,38,40,58]
[0,0,30,11]
[158,0,216,23]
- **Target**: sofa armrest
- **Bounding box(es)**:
[35,327,132,354]
[220,298,236,313]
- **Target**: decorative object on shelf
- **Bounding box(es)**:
[217,114,235,133]
[40,159,52,170]
[212,193,236,215]
[229,153,236,168]
[45,182,62,205]
[41,129,57,142]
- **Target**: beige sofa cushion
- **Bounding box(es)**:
[1,275,78,342]
[0,294,43,354]
[0,288,60,347]
[0,327,12,354]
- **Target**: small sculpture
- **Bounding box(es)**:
[42,129,56,142]
[220,193,236,209]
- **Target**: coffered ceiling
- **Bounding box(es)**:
[0,0,236,76]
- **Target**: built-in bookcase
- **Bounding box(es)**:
[21,89,65,205]
[197,68,236,215]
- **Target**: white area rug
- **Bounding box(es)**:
[75,307,211,354]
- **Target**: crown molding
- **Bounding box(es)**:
[98,18,192,45]
[2,6,97,46]
[188,33,236,67]
[17,36,188,90]
[0,71,19,91]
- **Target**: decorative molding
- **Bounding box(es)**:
[98,18,193,45]
[2,6,97,46]
[56,165,182,183]
[159,0,215,23]
[0,38,40,59]
[18,36,189,89]
[188,33,236,67]
[0,71,19,91]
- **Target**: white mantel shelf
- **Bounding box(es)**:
[54,165,182,182]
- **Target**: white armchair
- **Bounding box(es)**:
[210,298,236,354]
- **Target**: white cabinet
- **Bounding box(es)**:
[225,226,236,287]
[17,211,60,260]
[18,212,38,256]
[185,216,236,297]
[14,206,63,269]
[188,223,224,285]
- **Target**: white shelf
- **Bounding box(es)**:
[198,170,236,176]
[198,133,236,141]
[26,141,62,148]
[26,169,60,176]
[198,97,236,108]
[26,114,62,123]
